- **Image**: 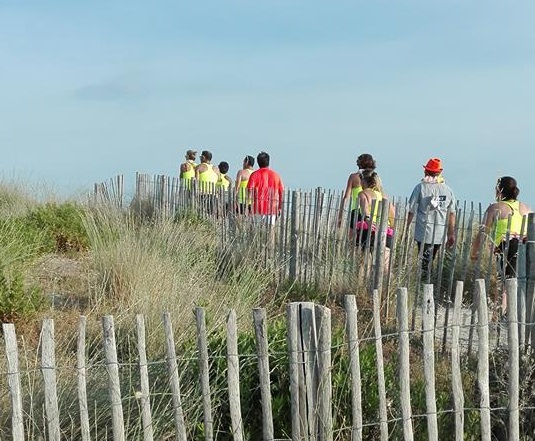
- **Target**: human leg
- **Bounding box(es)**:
[417,242,441,281]
[496,238,520,314]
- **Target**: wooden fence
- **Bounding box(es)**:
[92,173,535,315]
[0,278,531,440]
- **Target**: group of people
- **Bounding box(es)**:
[180,148,533,312]
[339,152,533,314]
[179,149,284,223]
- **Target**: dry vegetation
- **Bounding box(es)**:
[0,178,532,439]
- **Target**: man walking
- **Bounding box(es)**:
[195,150,219,192]
[406,158,456,280]
[246,151,284,226]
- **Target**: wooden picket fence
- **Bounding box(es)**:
[0,278,531,440]
[92,173,535,310]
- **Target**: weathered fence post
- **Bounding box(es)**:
[286,302,332,441]
[162,313,187,441]
[517,244,527,347]
[422,285,438,441]
[41,319,61,441]
[475,279,491,441]
[506,278,520,440]
[287,304,302,440]
[102,315,126,441]
[253,308,274,441]
[3,323,25,441]
[526,213,535,348]
[397,288,414,441]
[316,304,332,441]
[373,199,390,305]
[289,190,301,283]
[451,281,465,440]
[227,309,244,441]
[136,314,154,441]
[195,307,214,441]
[77,316,91,441]
[344,295,363,441]
[372,289,388,441]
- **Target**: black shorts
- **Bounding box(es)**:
[355,228,393,249]
[495,238,520,279]
[349,209,358,229]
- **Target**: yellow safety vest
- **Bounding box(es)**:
[494,200,524,244]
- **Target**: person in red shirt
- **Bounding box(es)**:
[246,151,284,225]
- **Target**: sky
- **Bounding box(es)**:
[1,0,534,205]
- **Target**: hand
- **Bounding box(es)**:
[470,250,479,261]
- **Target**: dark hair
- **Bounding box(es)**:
[201,150,212,161]
[257,151,270,168]
[218,161,229,174]
[357,153,376,170]
[424,170,441,177]
[497,176,519,200]
[360,169,380,190]
[244,155,255,167]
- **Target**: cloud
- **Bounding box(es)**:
[73,75,145,102]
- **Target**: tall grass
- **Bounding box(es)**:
[0,183,518,439]
[82,206,274,342]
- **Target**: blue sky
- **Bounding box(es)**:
[1,1,534,205]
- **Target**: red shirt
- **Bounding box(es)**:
[246,167,284,215]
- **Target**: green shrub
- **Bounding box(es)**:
[23,202,90,253]
[0,264,45,322]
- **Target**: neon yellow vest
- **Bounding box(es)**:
[216,173,230,191]
[370,189,383,224]
[198,164,218,192]
[350,185,363,211]
[494,200,524,244]
[238,169,253,203]
[180,160,196,188]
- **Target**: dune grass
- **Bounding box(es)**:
[0,181,525,439]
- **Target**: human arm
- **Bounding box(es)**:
[446,210,456,248]
[180,162,189,174]
[520,202,534,216]
[246,173,256,197]
[195,163,205,179]
[405,211,414,235]
[470,204,497,260]
[388,201,396,226]
[358,191,370,219]
[338,173,360,227]
[235,170,243,192]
